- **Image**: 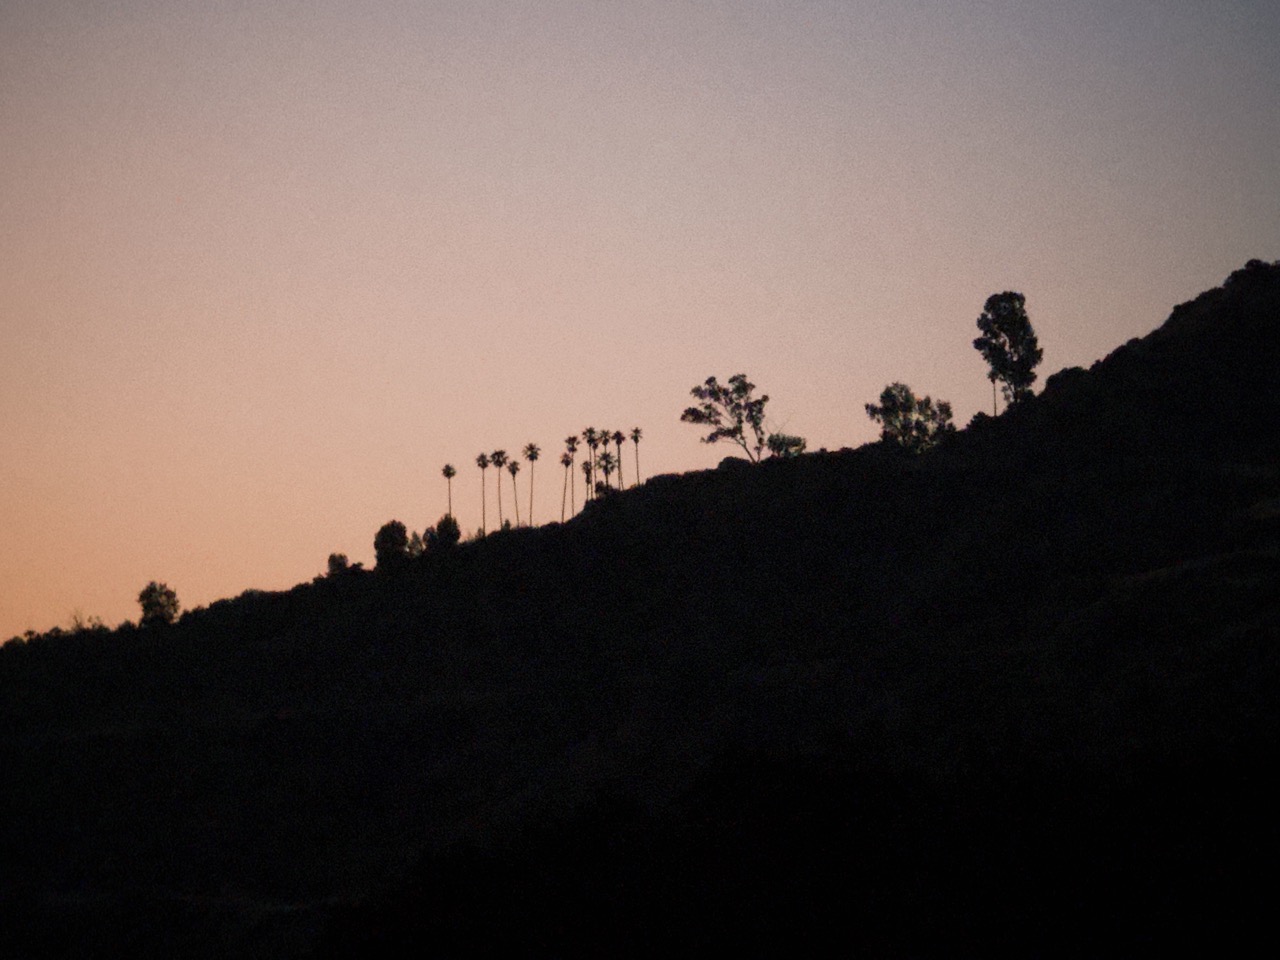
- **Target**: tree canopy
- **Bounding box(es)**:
[974,291,1043,410]
[865,382,955,453]
[681,373,770,462]
[137,581,179,627]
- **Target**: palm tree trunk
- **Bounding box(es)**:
[512,478,521,526]
[480,473,486,534]
[496,472,503,527]
[528,462,534,527]
[561,465,568,522]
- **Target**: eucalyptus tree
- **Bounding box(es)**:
[523,443,541,526]
[441,463,456,518]
[865,383,955,453]
[630,427,643,486]
[490,449,508,527]
[974,291,1043,412]
[475,453,490,535]
[507,459,522,526]
[681,373,769,462]
[560,451,573,521]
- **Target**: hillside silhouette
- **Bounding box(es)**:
[3,261,1278,956]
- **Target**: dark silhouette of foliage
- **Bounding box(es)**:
[476,453,490,535]
[407,531,425,558]
[523,443,540,526]
[766,432,807,458]
[507,459,521,526]
[974,291,1043,411]
[681,373,769,461]
[560,451,573,522]
[426,514,461,550]
[327,553,350,577]
[564,435,579,516]
[611,431,626,488]
[582,428,601,498]
[490,450,508,527]
[630,427,643,486]
[137,581,178,627]
[374,520,409,570]
[442,464,456,518]
[864,383,955,453]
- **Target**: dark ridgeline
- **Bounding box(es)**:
[2,262,1278,957]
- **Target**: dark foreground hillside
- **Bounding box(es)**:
[3,261,1278,956]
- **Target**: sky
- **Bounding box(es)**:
[2,0,1278,638]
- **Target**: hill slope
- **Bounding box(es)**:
[3,261,1278,956]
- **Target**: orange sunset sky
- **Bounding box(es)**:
[3,0,1278,639]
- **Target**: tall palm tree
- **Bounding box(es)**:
[475,453,489,535]
[630,427,643,486]
[565,435,579,514]
[490,449,508,528]
[581,428,599,499]
[560,451,573,522]
[596,449,616,492]
[611,431,626,489]
[523,443,540,527]
[507,459,521,527]
[442,464,456,517]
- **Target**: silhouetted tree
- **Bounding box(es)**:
[581,458,592,504]
[326,553,350,577]
[407,531,425,558]
[611,431,626,488]
[682,373,769,461]
[491,450,508,527]
[374,520,409,571]
[507,459,522,526]
[523,443,540,526]
[565,436,579,515]
[596,449,617,490]
[582,429,600,499]
[442,464,456,518]
[560,451,573,522]
[974,292,1042,412]
[426,513,461,550]
[630,427,643,486]
[766,433,807,458]
[476,453,490,535]
[865,382,955,453]
[138,581,179,627]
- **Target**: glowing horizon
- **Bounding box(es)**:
[3,0,1278,638]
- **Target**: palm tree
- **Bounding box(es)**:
[475,453,489,535]
[565,436,579,515]
[596,449,616,492]
[490,449,508,528]
[507,459,521,526]
[442,464,456,517]
[630,427,643,486]
[523,443,540,527]
[611,431,626,489]
[582,428,599,499]
[560,451,573,522]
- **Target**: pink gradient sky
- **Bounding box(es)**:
[3,0,1278,638]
